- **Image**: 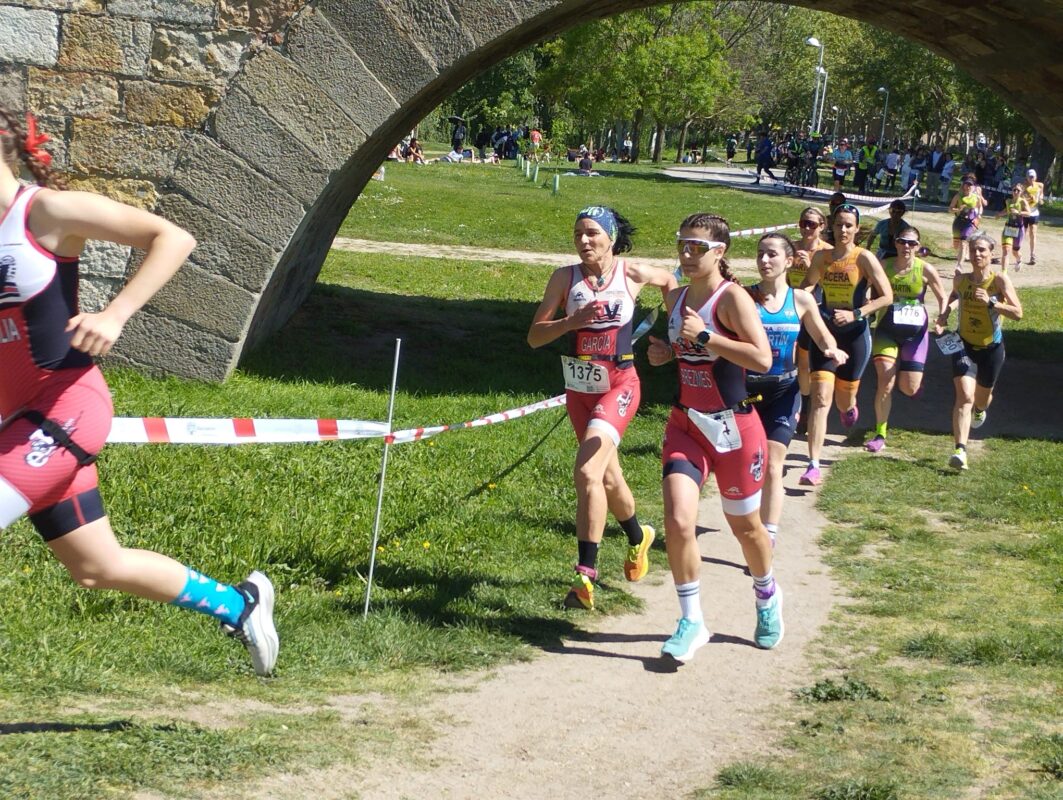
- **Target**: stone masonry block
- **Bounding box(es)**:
[67,176,158,210]
[318,0,437,103]
[215,86,332,206]
[28,69,119,119]
[112,307,238,381]
[79,276,122,314]
[171,135,303,250]
[124,81,216,127]
[0,7,59,67]
[230,50,364,167]
[69,119,184,178]
[384,1,475,73]
[287,8,398,135]
[150,28,250,84]
[156,192,278,293]
[149,263,256,342]
[59,15,152,77]
[0,66,26,113]
[218,0,302,32]
[109,0,215,26]
[19,1,103,11]
[80,239,133,280]
[448,0,521,48]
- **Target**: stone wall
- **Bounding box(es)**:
[0,1,1059,380]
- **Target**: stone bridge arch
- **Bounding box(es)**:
[1,0,1060,380]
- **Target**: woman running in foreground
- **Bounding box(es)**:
[528,206,676,609]
[647,214,781,663]
[934,232,1022,471]
[0,108,277,676]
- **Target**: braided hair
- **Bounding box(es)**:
[679,212,736,283]
[0,106,64,189]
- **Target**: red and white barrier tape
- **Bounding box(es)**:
[730,221,799,237]
[386,394,567,444]
[107,416,391,445]
[106,394,568,447]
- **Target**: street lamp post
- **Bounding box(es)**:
[806,36,825,133]
[816,68,829,133]
[831,105,840,139]
[878,86,890,144]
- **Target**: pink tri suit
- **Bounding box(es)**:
[0,185,112,540]
[562,260,640,446]
[662,282,767,516]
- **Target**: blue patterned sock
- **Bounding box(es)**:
[171,567,247,627]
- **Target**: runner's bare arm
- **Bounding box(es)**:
[992,273,1023,321]
[627,262,678,304]
[528,267,594,348]
[647,286,683,366]
[800,251,827,290]
[934,276,962,335]
[707,287,772,373]
[794,290,847,364]
[31,189,195,357]
[856,250,894,317]
[923,264,948,313]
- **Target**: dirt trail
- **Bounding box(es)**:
[241,229,1063,799]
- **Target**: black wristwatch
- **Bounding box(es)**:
[696,329,712,347]
[853,308,864,321]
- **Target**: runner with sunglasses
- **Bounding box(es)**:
[865,225,947,452]
[790,207,832,431]
[997,186,1031,273]
[748,234,847,546]
[647,214,780,662]
[529,206,676,609]
[934,233,1022,471]
[799,204,893,485]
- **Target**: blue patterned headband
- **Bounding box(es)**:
[576,206,618,242]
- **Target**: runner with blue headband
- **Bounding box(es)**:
[528,206,676,610]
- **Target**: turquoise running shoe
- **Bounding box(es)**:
[754,586,784,650]
[661,617,711,663]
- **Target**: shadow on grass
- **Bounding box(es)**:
[242,284,559,396]
[0,720,137,735]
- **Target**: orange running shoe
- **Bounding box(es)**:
[562,566,597,610]
[623,525,655,582]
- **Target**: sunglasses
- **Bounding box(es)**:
[676,237,725,255]
[799,220,821,229]
[896,238,919,246]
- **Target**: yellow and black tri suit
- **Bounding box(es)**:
[808,246,872,382]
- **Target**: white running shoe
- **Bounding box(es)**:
[971,409,987,429]
[222,571,279,676]
[948,448,969,471]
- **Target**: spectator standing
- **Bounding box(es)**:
[451,119,467,154]
[925,145,946,200]
[854,136,879,193]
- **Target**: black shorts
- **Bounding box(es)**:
[749,379,801,446]
[952,340,1005,389]
[809,318,871,383]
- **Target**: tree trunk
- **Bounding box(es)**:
[630,108,645,162]
[1029,132,1056,183]
[700,125,710,163]
[674,119,691,163]
[652,121,666,163]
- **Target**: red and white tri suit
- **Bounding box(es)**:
[562,260,640,446]
[0,185,112,540]
[662,282,766,515]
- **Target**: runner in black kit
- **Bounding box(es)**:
[0,107,278,675]
[528,206,676,609]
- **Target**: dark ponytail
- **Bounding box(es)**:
[0,106,64,189]
[679,212,736,283]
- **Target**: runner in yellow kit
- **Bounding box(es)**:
[933,233,1022,471]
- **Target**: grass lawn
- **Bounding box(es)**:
[0,160,1058,796]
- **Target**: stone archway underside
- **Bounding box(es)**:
[1,0,1060,379]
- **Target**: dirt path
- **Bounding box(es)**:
[247,232,1063,800]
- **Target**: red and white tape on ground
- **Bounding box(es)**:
[730,222,799,237]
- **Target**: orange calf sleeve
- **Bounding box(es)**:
[836,378,860,410]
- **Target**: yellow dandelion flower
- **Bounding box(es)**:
[423,541,431,549]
